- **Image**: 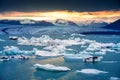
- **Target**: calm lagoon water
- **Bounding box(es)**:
[0,34,120,80]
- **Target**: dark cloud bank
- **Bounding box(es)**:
[0,0,120,12]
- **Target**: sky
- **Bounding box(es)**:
[0,0,120,22]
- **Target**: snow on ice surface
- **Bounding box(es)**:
[110,77,120,80]
[20,19,35,24]
[34,48,61,57]
[76,69,108,74]
[17,35,120,56]
[17,35,82,54]
[64,54,93,60]
[18,35,81,47]
[71,33,85,37]
[85,42,120,55]
[34,63,71,71]
[0,46,61,57]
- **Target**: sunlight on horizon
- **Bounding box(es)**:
[0,10,120,23]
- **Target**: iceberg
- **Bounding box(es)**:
[85,42,120,55]
[34,64,71,71]
[86,42,115,51]
[34,49,61,57]
[76,69,108,74]
[16,35,120,57]
[3,46,23,55]
[43,45,66,53]
[2,46,35,55]
[17,35,81,47]
[71,33,85,36]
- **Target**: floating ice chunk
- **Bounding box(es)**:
[9,36,19,40]
[86,42,118,55]
[0,59,3,61]
[0,38,5,41]
[112,43,120,51]
[34,48,61,57]
[3,46,22,55]
[44,45,66,53]
[0,56,10,61]
[81,39,96,44]
[17,35,81,47]
[76,69,108,74]
[20,19,35,24]
[2,46,34,55]
[9,36,27,40]
[102,61,117,63]
[71,33,85,36]
[88,42,115,51]
[80,50,94,55]
[62,39,81,46]
[34,64,71,71]
[64,55,83,60]
[110,77,120,80]
[95,51,106,55]
[64,54,93,60]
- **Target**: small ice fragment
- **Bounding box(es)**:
[76,69,108,74]
[110,77,120,80]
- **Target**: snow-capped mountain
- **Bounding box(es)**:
[54,19,109,27]
[54,19,78,26]
[77,20,109,27]
[0,19,54,26]
[0,18,120,35]
[0,19,109,27]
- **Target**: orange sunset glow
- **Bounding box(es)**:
[0,11,120,22]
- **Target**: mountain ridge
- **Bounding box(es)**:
[103,19,120,30]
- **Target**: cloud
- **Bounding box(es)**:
[0,11,120,21]
[0,0,120,12]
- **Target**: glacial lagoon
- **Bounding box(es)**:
[0,34,120,80]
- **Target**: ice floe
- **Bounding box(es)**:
[64,54,92,60]
[102,61,117,63]
[0,38,5,41]
[34,63,71,71]
[2,46,35,55]
[34,48,61,57]
[110,77,120,80]
[43,45,66,53]
[9,36,19,40]
[0,55,30,61]
[7,35,120,59]
[86,42,115,51]
[9,36,27,40]
[71,33,85,36]
[17,35,81,47]
[85,42,120,55]
[76,69,108,74]
[0,46,63,57]
[0,56,10,61]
